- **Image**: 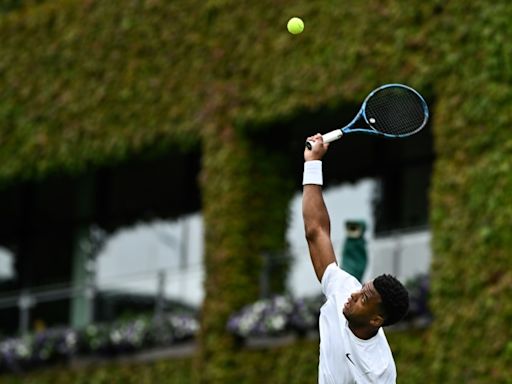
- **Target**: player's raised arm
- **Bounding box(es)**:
[302,134,337,282]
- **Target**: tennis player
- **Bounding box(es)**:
[303,134,409,384]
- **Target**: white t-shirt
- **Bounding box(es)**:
[318,263,396,384]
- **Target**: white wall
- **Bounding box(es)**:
[96,215,204,305]
[0,246,14,281]
[368,230,431,283]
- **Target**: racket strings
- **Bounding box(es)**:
[364,88,426,135]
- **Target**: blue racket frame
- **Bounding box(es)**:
[348,83,429,137]
[306,83,429,150]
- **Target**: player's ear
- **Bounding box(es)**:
[370,313,384,328]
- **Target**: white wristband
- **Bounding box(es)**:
[303,160,323,186]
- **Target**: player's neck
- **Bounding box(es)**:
[348,323,379,340]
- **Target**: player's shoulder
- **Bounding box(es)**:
[321,263,361,297]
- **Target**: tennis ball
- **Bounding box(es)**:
[287,17,304,35]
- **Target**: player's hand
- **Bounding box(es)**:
[304,133,329,162]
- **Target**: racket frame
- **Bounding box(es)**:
[305,83,429,150]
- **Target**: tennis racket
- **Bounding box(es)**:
[305,83,429,150]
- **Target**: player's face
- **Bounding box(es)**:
[342,280,383,327]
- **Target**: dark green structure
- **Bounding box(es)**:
[341,221,367,282]
[1,1,511,383]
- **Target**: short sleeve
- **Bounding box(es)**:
[321,262,361,299]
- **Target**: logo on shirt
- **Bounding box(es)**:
[346,354,371,376]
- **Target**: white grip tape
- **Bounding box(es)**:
[322,130,343,144]
[303,160,323,186]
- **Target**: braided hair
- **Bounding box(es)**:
[373,274,409,326]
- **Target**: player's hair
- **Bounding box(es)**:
[373,274,409,326]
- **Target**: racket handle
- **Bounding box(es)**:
[305,129,344,150]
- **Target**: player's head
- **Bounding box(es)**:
[343,274,409,328]
[373,274,409,326]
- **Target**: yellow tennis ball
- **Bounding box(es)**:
[287,17,304,35]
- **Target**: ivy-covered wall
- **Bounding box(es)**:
[0,0,48,14]
[427,2,512,382]
[1,0,512,382]
[0,0,206,185]
[197,82,295,382]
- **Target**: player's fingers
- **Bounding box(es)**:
[306,137,316,146]
[306,134,321,143]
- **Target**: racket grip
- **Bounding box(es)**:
[305,130,343,150]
